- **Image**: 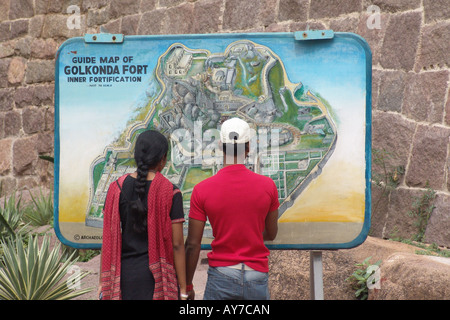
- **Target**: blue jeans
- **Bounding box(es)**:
[203,265,270,300]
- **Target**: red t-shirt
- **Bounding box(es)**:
[189,164,279,272]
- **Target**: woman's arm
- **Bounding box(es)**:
[172,222,187,299]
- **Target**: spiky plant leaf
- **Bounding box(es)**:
[0,235,93,300]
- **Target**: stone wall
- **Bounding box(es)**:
[0,0,449,246]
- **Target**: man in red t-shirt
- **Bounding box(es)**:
[185,118,279,300]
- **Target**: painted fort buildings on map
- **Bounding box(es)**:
[85,40,337,230]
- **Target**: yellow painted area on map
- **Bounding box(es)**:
[279,160,365,223]
[59,186,89,223]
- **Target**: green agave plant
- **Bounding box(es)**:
[0,190,25,239]
[23,188,54,227]
[0,235,93,300]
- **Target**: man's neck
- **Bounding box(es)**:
[222,156,245,168]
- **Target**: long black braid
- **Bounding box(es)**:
[130,130,168,233]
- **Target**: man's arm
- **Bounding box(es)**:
[185,218,205,299]
[263,209,278,241]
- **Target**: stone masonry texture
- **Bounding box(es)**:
[0,0,449,247]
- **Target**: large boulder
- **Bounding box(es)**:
[369,252,450,300]
[268,236,449,300]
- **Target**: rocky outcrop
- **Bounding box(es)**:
[370,252,450,300]
[268,236,450,300]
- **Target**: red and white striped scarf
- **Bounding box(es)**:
[100,172,181,300]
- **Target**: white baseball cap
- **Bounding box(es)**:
[220,117,251,144]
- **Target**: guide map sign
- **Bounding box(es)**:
[54,31,372,250]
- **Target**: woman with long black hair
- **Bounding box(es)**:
[99,130,187,300]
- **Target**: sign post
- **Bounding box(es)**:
[310,251,324,300]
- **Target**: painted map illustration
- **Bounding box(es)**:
[84,40,337,232]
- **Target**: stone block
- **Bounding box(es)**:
[44,107,54,131]
[31,38,58,59]
[4,110,21,137]
[17,176,39,191]
[406,125,450,190]
[376,70,406,113]
[37,131,54,154]
[0,177,16,196]
[370,68,381,110]
[415,21,450,72]
[13,135,38,175]
[15,37,33,58]
[425,193,450,247]
[310,0,362,19]
[329,16,359,33]
[9,0,34,20]
[365,0,421,13]
[446,91,450,127]
[423,0,450,24]
[160,3,194,35]
[101,18,121,34]
[0,22,10,42]
[448,154,450,192]
[0,112,4,138]
[402,71,448,124]
[383,187,425,240]
[370,182,390,238]
[278,0,308,22]
[192,0,222,34]
[25,60,55,84]
[35,0,48,15]
[47,0,82,14]
[0,138,12,175]
[262,22,287,32]
[14,86,34,108]
[265,22,290,33]
[7,57,26,85]
[0,58,10,88]
[0,0,9,22]
[289,20,326,32]
[22,106,45,134]
[0,88,14,111]
[0,43,14,59]
[259,0,278,27]
[29,15,45,38]
[379,11,421,71]
[138,9,165,35]
[82,0,109,11]
[121,14,140,35]
[139,0,157,13]
[159,0,184,8]
[10,19,29,39]
[222,0,261,31]
[42,14,85,38]
[87,6,109,27]
[371,111,416,173]
[108,0,140,20]
[356,12,389,66]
